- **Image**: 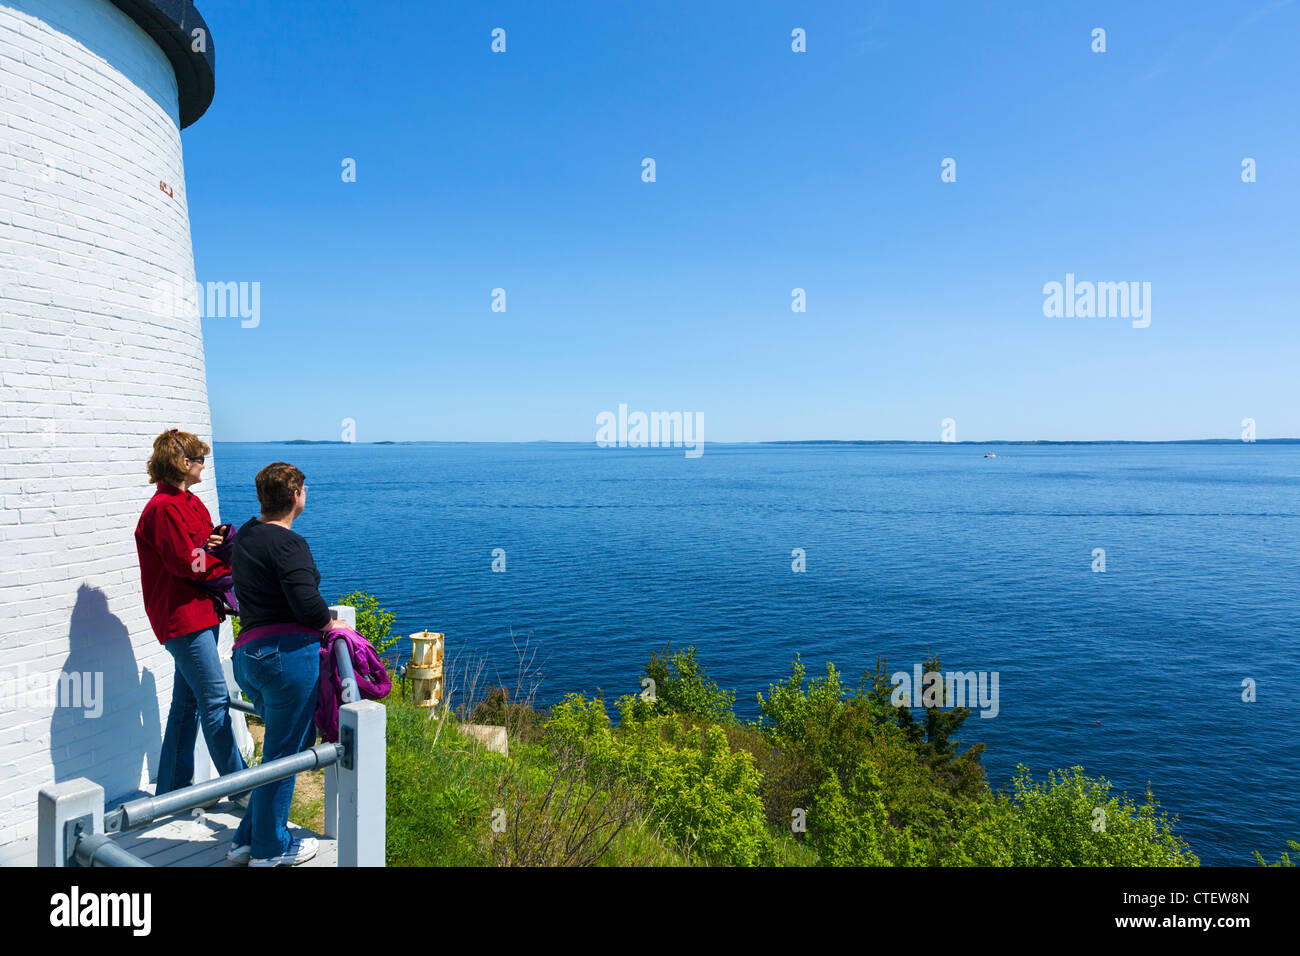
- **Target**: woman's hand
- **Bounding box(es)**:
[205,532,224,549]
[323,617,350,633]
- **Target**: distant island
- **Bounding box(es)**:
[280,439,410,445]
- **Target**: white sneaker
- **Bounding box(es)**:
[249,836,317,867]
[226,843,251,864]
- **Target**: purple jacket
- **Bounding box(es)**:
[316,626,391,742]
[201,522,239,618]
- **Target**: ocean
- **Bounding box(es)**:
[212,441,1300,866]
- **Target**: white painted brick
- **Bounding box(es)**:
[0,0,218,848]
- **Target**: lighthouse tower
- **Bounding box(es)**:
[0,0,229,863]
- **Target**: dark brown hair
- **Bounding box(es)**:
[255,462,305,518]
[147,428,211,485]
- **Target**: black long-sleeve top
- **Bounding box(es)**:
[231,517,332,633]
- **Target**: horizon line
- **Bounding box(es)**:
[211,438,1300,446]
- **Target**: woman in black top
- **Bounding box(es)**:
[227,462,347,867]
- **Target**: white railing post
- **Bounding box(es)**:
[38,778,104,867]
[192,720,216,787]
[322,604,354,843]
[221,618,255,763]
[329,604,356,629]
[193,619,253,783]
[337,700,385,866]
[323,764,339,839]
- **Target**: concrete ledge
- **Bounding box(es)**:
[458,724,508,756]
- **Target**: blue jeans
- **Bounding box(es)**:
[157,626,248,794]
[232,632,320,858]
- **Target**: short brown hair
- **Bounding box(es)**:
[256,462,305,518]
[147,428,211,485]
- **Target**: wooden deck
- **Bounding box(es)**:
[109,792,336,867]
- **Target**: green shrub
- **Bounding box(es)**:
[755,655,849,753]
[862,654,989,801]
[754,655,1000,865]
[642,644,737,724]
[336,590,397,655]
[491,733,644,866]
[953,766,1199,866]
[1253,840,1299,867]
[720,721,811,833]
[808,764,888,865]
[378,634,1205,868]
[546,693,773,865]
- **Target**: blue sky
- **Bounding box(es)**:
[185,1,1300,442]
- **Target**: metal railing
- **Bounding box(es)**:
[37,606,386,867]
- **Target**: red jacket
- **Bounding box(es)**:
[135,482,231,643]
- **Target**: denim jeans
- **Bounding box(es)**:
[232,631,320,858]
[157,626,248,794]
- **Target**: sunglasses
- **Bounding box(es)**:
[186,456,206,464]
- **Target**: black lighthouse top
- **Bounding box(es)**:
[107,0,214,128]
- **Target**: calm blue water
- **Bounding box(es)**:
[213,441,1300,866]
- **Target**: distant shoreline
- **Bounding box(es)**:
[218,438,1300,446]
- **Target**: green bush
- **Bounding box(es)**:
[491,732,645,866]
[336,589,397,655]
[952,766,1199,866]
[546,693,773,865]
[378,633,1207,868]
[755,655,850,753]
[642,644,737,724]
[860,654,990,801]
[754,656,983,865]
[1253,839,1299,867]
[809,764,888,865]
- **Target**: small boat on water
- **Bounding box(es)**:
[984,452,997,458]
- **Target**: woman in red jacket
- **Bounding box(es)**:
[135,428,247,795]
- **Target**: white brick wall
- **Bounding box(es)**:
[0,0,224,859]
